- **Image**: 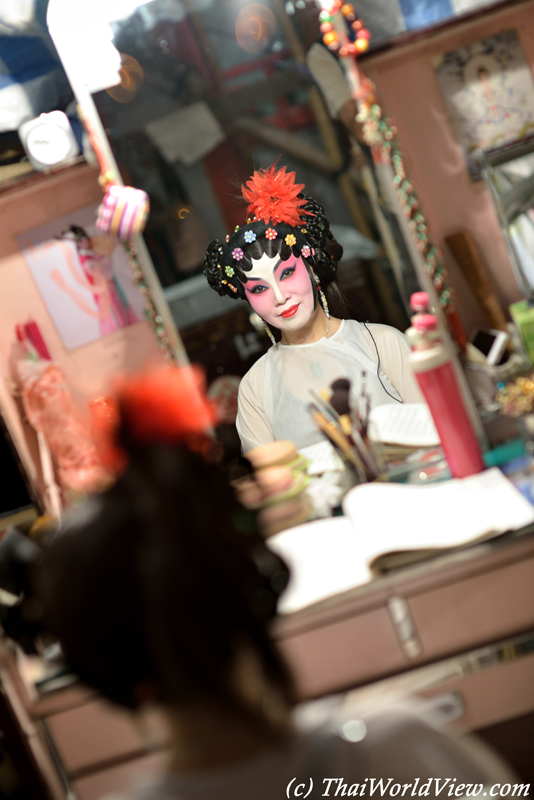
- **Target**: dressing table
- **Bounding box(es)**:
[1,525,533,800]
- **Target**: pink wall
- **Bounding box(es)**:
[363,0,534,334]
[0,164,164,506]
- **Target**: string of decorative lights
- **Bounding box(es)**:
[123,241,176,363]
[316,1,464,342]
[319,2,371,55]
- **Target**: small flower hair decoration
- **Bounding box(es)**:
[203,162,337,301]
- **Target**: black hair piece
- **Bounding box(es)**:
[35,441,294,718]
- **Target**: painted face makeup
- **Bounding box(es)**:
[243,253,316,331]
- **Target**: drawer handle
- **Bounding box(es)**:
[388,595,422,659]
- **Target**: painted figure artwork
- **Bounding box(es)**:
[435,29,534,178]
[56,226,138,337]
[19,203,145,349]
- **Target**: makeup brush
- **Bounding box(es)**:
[309,403,367,482]
[310,390,377,479]
[323,385,379,478]
[329,378,354,437]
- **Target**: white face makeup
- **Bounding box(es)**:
[242,253,316,332]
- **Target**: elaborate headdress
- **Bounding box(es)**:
[203,163,341,301]
[91,365,218,476]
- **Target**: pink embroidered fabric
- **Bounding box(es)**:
[17,358,108,494]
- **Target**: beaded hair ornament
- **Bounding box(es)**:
[203,163,339,301]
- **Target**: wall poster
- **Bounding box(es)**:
[18,203,146,350]
[434,29,534,178]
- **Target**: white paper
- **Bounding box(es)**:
[145,101,226,166]
[268,517,371,614]
[368,403,440,447]
[299,441,344,474]
[342,468,534,565]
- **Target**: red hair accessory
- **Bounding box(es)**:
[242,163,310,227]
[91,366,218,475]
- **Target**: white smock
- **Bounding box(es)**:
[236,320,423,453]
[103,708,512,800]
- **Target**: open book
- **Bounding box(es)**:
[343,467,534,573]
[368,403,440,447]
[268,468,534,613]
[367,403,441,461]
[268,517,368,614]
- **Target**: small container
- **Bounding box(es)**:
[410,292,430,314]
[411,314,441,350]
[413,314,438,333]
[96,185,150,240]
[410,292,431,329]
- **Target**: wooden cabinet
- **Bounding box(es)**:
[1,531,534,798]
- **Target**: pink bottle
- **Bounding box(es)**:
[409,315,484,479]
[410,291,430,317]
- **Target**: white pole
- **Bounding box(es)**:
[47,0,189,366]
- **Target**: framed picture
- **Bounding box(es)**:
[434,29,534,179]
[18,203,146,350]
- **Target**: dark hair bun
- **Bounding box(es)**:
[36,443,293,713]
[300,195,343,290]
[204,239,232,298]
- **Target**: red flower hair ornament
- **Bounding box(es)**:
[91,365,219,475]
[242,163,311,227]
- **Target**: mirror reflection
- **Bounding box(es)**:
[89,0,422,402]
[489,142,534,297]
[1,5,534,794]
[3,0,532,488]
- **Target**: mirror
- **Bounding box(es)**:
[54,0,428,390]
[42,0,490,459]
[482,138,534,299]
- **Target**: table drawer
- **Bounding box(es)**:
[44,700,167,774]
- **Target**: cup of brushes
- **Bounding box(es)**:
[232,441,312,537]
[309,378,379,482]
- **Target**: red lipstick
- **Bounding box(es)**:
[280,304,299,319]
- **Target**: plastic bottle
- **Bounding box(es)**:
[409,315,485,479]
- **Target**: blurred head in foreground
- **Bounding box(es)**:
[35,367,293,746]
[31,368,518,787]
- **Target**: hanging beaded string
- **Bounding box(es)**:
[317,2,459,326]
[358,98,455,315]
[123,242,176,364]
